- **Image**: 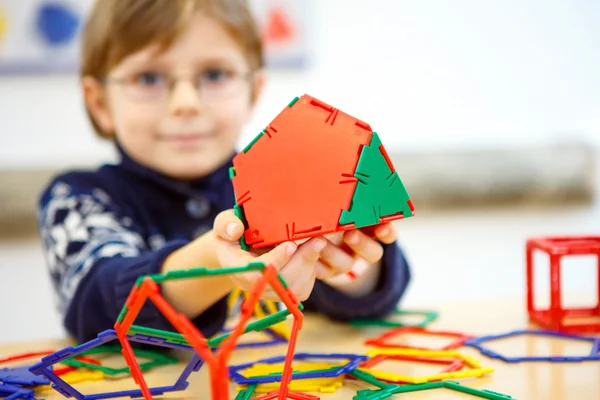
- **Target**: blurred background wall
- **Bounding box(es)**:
[0,0,598,342]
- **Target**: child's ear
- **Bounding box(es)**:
[249,69,265,109]
[82,76,116,137]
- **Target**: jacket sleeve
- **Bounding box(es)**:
[301,241,411,320]
[38,178,228,344]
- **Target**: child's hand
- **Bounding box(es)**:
[213,210,327,301]
[316,223,397,280]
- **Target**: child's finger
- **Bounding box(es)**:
[319,240,355,274]
[289,260,317,301]
[373,222,397,244]
[344,229,384,264]
[315,260,336,280]
[214,209,244,241]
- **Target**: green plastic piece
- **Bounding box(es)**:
[60,344,179,376]
[242,129,264,153]
[233,204,249,251]
[116,305,128,324]
[348,369,394,390]
[348,308,438,328]
[444,381,515,400]
[235,384,257,400]
[209,309,291,347]
[229,166,236,179]
[288,96,299,107]
[339,132,413,228]
[128,325,190,346]
[354,381,515,400]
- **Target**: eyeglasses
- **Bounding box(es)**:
[104,68,254,103]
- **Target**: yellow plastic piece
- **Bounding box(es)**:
[36,369,105,392]
[358,348,494,384]
[236,362,345,393]
[228,287,291,339]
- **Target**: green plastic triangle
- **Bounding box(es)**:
[339,132,413,228]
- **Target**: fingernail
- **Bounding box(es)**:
[348,233,359,245]
[313,238,327,252]
[286,242,297,256]
[226,223,239,238]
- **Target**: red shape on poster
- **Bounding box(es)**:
[265,6,293,43]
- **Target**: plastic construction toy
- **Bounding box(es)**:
[364,327,474,350]
[358,348,494,384]
[230,94,414,250]
[356,353,464,384]
[218,327,287,349]
[527,235,600,333]
[236,362,346,394]
[0,383,36,400]
[349,308,439,329]
[464,329,600,362]
[229,353,369,385]
[0,366,50,386]
[353,379,515,400]
[36,369,105,393]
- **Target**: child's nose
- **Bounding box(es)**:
[168,80,202,118]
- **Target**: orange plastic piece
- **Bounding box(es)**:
[114,265,306,400]
[231,94,373,249]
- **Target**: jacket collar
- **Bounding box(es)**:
[114,142,235,201]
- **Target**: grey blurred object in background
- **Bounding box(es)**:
[0,141,595,239]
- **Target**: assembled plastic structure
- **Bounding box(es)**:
[230,94,414,250]
[526,236,600,333]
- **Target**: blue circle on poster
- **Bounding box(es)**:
[36,2,80,46]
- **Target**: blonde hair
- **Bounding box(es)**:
[80,0,264,137]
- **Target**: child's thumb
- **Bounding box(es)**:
[214,209,244,241]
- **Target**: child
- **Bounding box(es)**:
[37,0,412,344]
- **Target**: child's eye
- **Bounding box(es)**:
[203,69,230,83]
[135,72,165,86]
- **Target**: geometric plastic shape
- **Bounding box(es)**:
[229,353,369,384]
[464,329,600,362]
[0,366,50,386]
[353,380,515,400]
[339,132,414,228]
[349,309,439,329]
[36,369,105,393]
[236,362,345,394]
[527,236,600,333]
[231,94,413,250]
[358,348,494,384]
[219,327,287,349]
[357,353,465,384]
[364,327,474,350]
[27,329,201,400]
[0,383,36,400]
[59,344,178,375]
[235,384,258,400]
[113,262,307,400]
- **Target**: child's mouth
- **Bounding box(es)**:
[160,132,215,147]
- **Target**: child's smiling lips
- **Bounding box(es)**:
[159,132,216,147]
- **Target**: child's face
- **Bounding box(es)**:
[86,12,263,180]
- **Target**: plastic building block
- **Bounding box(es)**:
[235,384,258,400]
[527,236,600,333]
[364,327,474,350]
[357,354,464,384]
[353,380,514,400]
[0,366,50,386]
[464,329,600,362]
[36,369,105,392]
[220,327,287,349]
[236,362,346,394]
[229,353,369,384]
[339,132,413,228]
[112,262,307,400]
[349,308,439,329]
[0,383,36,400]
[358,349,494,384]
[53,356,102,376]
[28,330,201,400]
[59,344,178,375]
[231,94,413,250]
[0,351,54,365]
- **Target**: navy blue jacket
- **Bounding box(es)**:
[37,144,411,344]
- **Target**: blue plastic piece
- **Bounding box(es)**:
[229,352,369,384]
[28,329,203,400]
[0,383,36,400]
[0,366,50,386]
[464,329,600,362]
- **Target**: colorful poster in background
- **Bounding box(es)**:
[0,0,309,74]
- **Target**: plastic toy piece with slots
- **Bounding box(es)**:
[0,383,36,400]
[464,329,600,362]
[35,369,105,393]
[28,329,201,400]
[358,348,494,384]
[353,379,515,400]
[236,362,345,394]
[0,366,50,386]
[357,354,464,384]
[112,262,309,400]
[230,94,414,250]
[0,350,101,379]
[230,353,368,385]
[349,308,439,329]
[364,327,474,350]
[527,236,600,333]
